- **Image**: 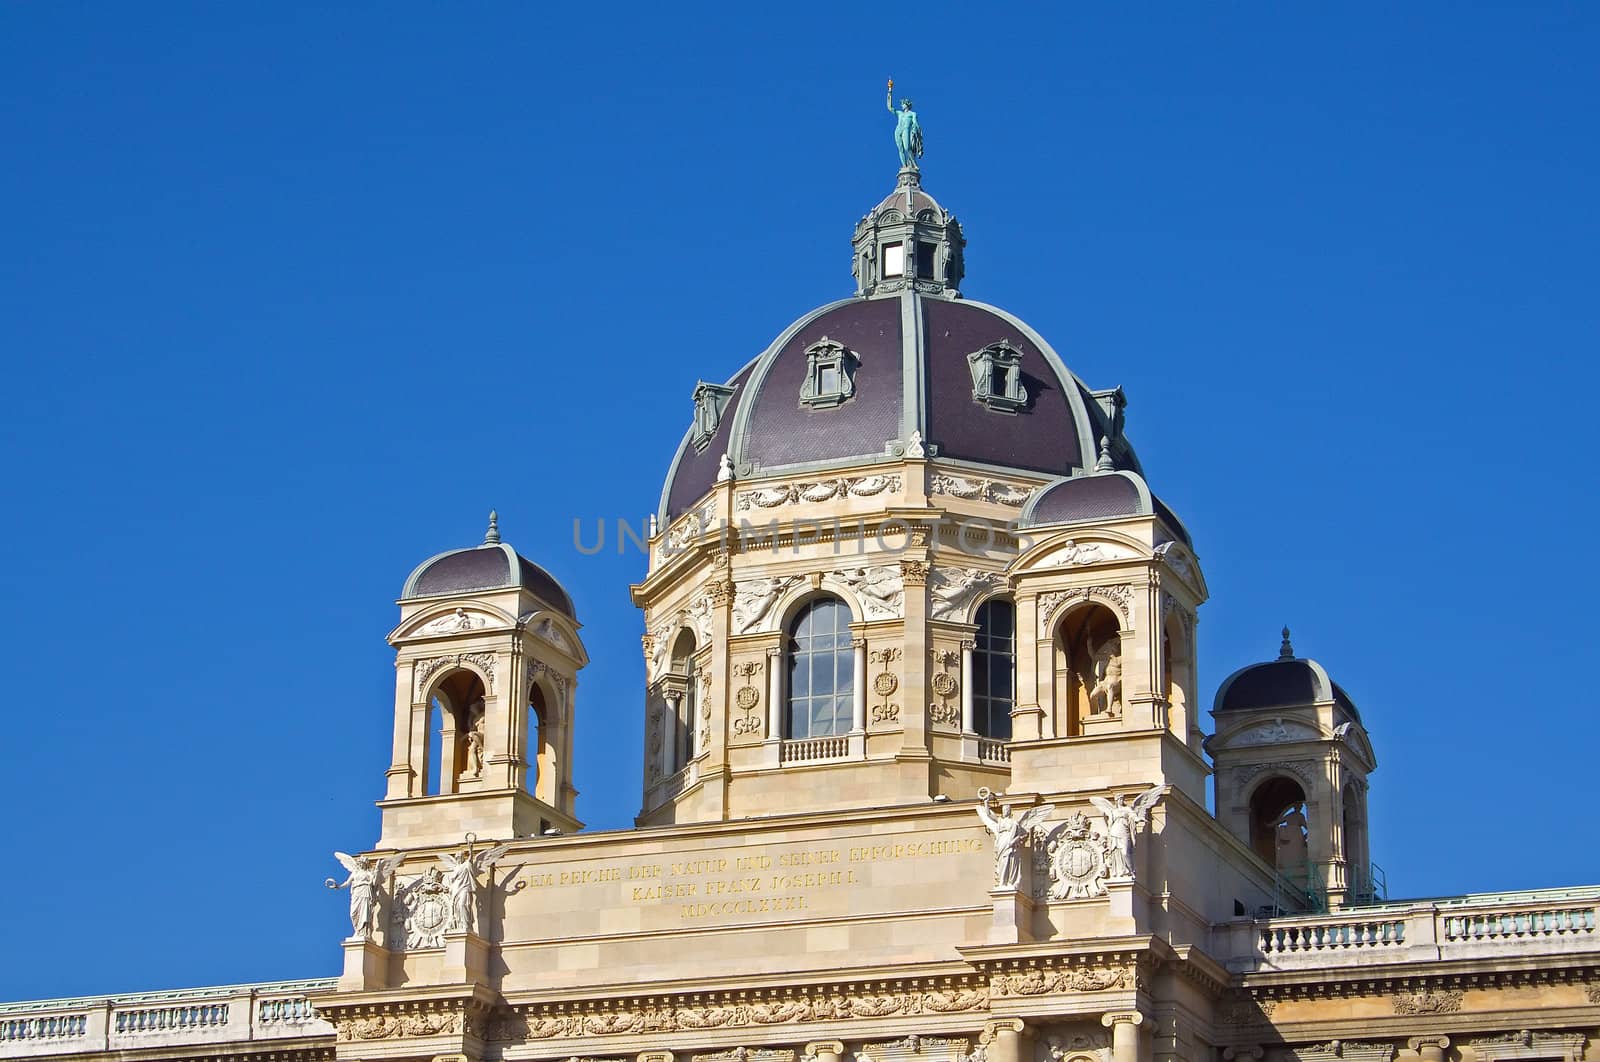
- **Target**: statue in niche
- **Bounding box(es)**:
[440,842,512,935]
[1088,637,1123,717]
[326,851,402,941]
[886,79,924,170]
[463,714,485,780]
[1275,803,1310,870]
[975,788,1055,891]
[1090,784,1164,879]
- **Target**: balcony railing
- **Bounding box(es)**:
[0,979,336,1058]
[1220,886,1600,974]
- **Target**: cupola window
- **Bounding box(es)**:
[689,381,735,452]
[881,242,905,278]
[967,341,1028,413]
[799,337,858,409]
[916,241,937,279]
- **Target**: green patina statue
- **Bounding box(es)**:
[886,78,924,170]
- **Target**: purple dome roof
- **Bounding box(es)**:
[402,541,575,620]
[659,292,1141,520]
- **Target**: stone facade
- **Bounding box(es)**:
[4,166,1598,1062]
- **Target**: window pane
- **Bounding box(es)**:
[882,243,904,277]
[917,241,936,279]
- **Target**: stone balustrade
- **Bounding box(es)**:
[781,735,850,763]
[0,979,335,1058]
[1220,886,1600,973]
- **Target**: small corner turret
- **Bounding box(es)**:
[379,511,587,849]
[1208,628,1379,911]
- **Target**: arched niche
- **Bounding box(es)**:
[1052,602,1123,736]
[1162,607,1194,741]
[1249,775,1310,873]
[423,667,488,796]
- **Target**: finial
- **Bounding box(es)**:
[1279,626,1294,660]
[1095,436,1115,472]
[484,510,500,545]
[717,452,735,483]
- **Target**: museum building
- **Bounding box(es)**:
[3,160,1598,1062]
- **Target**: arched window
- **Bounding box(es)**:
[671,630,697,768]
[972,598,1015,739]
[786,597,854,739]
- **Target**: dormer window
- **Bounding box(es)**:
[800,337,857,409]
[967,341,1028,413]
[689,381,735,452]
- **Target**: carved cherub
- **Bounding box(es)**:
[326,851,403,940]
[1089,784,1164,878]
[439,843,512,934]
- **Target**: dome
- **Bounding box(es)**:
[401,512,576,619]
[1213,630,1359,721]
[1017,469,1192,545]
[659,288,1143,521]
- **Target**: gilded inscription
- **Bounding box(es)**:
[516,836,984,923]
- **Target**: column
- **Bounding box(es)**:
[1101,1012,1144,1062]
[983,1018,1026,1062]
[961,640,976,732]
[766,646,783,739]
[1408,1038,1450,1062]
[806,1042,844,1062]
[852,639,868,732]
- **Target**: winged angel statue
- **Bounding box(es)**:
[1088,784,1164,878]
[976,789,1055,890]
[440,843,512,935]
[326,851,403,940]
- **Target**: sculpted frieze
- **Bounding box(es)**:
[989,963,1130,997]
[337,1009,462,1041]
[929,567,1006,621]
[735,473,900,511]
[484,982,989,1042]
[930,473,1033,507]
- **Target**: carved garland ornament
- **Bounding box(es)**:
[414,652,497,697]
[1389,989,1463,1015]
[1037,584,1132,627]
[337,1008,464,1041]
[736,473,901,511]
[869,647,902,725]
[732,661,764,736]
[989,963,1129,996]
[930,473,1034,507]
[484,983,988,1041]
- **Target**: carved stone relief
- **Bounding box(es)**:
[836,565,904,620]
[735,473,900,511]
[1039,540,1124,568]
[929,648,960,727]
[929,567,1006,621]
[732,661,764,736]
[733,576,805,633]
[414,652,497,697]
[414,608,485,636]
[1227,718,1321,747]
[1389,989,1462,1014]
[483,982,990,1041]
[930,473,1034,507]
[338,1009,463,1041]
[1279,1041,1395,1062]
[530,617,574,653]
[1037,584,1132,629]
[869,647,901,725]
[1231,761,1316,798]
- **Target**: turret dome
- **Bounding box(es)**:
[400,511,575,619]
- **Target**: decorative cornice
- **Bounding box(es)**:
[484,977,989,1042]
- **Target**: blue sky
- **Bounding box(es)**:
[1,3,1596,1000]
